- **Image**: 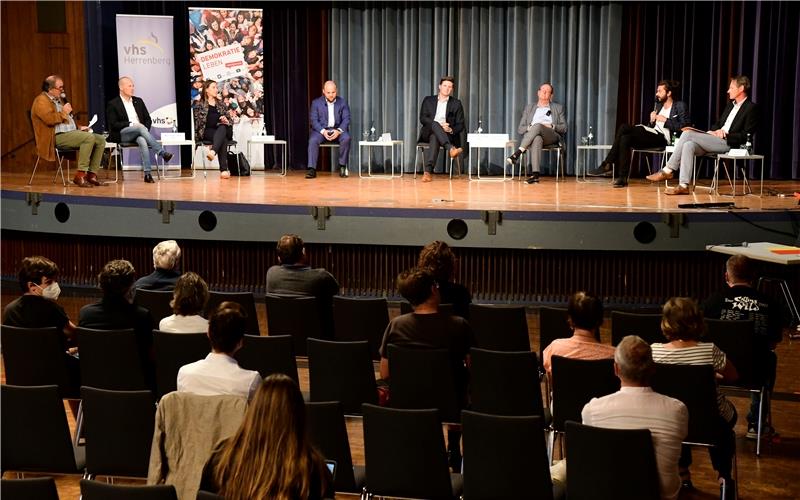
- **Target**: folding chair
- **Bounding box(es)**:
[414,143,461,179]
[518,142,566,181]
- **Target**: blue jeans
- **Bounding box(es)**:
[120,125,166,173]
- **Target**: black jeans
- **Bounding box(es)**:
[423,122,456,173]
[203,125,233,171]
[604,124,667,178]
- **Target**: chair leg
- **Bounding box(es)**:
[28,156,41,185]
[756,387,764,456]
[547,429,555,464]
[74,399,84,446]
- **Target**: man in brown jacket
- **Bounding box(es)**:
[31,75,106,187]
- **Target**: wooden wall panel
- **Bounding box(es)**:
[1,0,87,168]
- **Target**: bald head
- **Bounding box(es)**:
[118,77,135,98]
[323,81,338,103]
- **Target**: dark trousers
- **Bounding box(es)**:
[423,122,456,173]
[307,131,351,169]
[603,124,667,178]
[679,411,737,479]
[203,125,233,171]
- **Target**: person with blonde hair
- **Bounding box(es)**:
[159,272,209,333]
[417,240,471,318]
[200,374,334,500]
[134,240,182,291]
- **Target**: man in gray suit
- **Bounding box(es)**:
[507,83,567,184]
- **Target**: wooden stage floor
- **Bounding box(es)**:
[3,167,800,214]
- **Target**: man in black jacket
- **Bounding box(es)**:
[647,75,758,195]
[106,77,173,183]
[418,76,464,182]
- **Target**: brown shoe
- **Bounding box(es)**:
[646,170,674,182]
[86,172,106,186]
[72,173,93,188]
[449,147,463,159]
[422,172,433,182]
[664,185,692,195]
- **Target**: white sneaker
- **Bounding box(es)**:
[220,170,230,179]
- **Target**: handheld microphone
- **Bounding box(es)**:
[653,99,659,112]
[60,92,69,104]
[546,110,552,116]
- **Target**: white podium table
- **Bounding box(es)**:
[248,136,288,176]
[467,133,512,181]
[358,140,404,178]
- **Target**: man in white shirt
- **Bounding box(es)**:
[106,77,173,183]
[647,75,758,194]
[177,301,261,400]
[418,76,465,182]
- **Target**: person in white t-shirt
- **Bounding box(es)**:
[159,272,210,333]
[177,301,261,400]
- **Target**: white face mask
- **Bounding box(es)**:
[36,282,61,301]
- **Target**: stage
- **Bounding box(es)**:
[1,166,799,251]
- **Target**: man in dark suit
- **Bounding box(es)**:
[418,76,464,182]
[647,75,758,195]
[307,80,351,179]
[106,77,172,183]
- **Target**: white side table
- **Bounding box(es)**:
[715,153,765,197]
[467,133,512,181]
[358,140,404,178]
[158,139,196,180]
[575,144,612,183]
[248,136,288,176]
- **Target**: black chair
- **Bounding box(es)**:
[537,306,572,363]
[362,403,462,499]
[469,304,530,351]
[469,348,546,423]
[81,386,156,479]
[77,328,149,391]
[610,311,665,346]
[265,294,322,356]
[565,421,660,500]
[207,291,260,335]
[235,334,299,383]
[307,339,377,414]
[0,477,60,500]
[0,325,79,398]
[333,296,389,360]
[387,344,461,423]
[196,492,223,500]
[197,139,239,172]
[400,301,454,316]
[134,289,175,329]
[549,356,619,460]
[1,384,85,475]
[462,411,558,500]
[154,330,209,398]
[80,479,178,500]
[306,401,366,493]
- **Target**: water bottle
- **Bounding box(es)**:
[369,122,376,141]
[476,117,483,134]
[587,126,594,145]
[745,133,752,155]
[171,119,178,134]
[671,131,677,145]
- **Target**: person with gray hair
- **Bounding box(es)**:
[551,335,688,500]
[134,240,182,291]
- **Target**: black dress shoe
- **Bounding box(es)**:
[338,165,348,178]
[72,175,93,188]
[612,178,627,188]
[506,151,521,165]
[144,173,155,183]
[588,163,613,177]
[161,151,173,162]
[525,172,540,184]
[305,168,317,179]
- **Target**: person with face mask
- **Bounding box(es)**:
[79,259,155,389]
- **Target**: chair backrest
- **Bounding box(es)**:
[387,344,460,423]
[703,318,757,387]
[550,356,619,431]
[400,301,454,316]
[80,479,178,500]
[610,311,665,346]
[77,327,149,391]
[306,401,360,493]
[332,296,389,360]
[538,306,572,362]
[468,304,530,351]
[134,289,175,329]
[565,421,659,500]
[81,386,156,478]
[196,491,224,500]
[264,294,322,356]
[0,325,76,397]
[308,339,378,414]
[1,384,82,474]
[362,403,454,500]
[462,411,553,500]
[154,330,210,398]
[651,363,719,444]
[469,348,545,422]
[207,291,260,336]
[1,477,60,500]
[234,334,299,383]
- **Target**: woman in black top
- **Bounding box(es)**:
[193,80,233,178]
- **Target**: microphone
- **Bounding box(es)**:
[61,92,73,117]
[546,110,552,116]
[653,99,659,112]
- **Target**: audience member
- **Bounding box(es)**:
[417,240,472,318]
[266,234,340,338]
[134,240,182,291]
[542,291,615,374]
[159,272,210,333]
[703,255,784,439]
[200,374,333,500]
[177,302,261,399]
[79,259,155,386]
[650,297,738,492]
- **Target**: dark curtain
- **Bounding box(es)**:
[85,1,328,170]
[617,1,800,179]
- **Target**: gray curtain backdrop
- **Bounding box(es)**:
[330,2,623,175]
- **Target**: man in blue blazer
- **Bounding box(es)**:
[307,80,351,178]
[418,76,465,182]
[591,79,691,188]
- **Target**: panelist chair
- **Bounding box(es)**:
[189,119,238,177]
[414,143,461,179]
[628,147,666,180]
[517,142,566,181]
[28,110,76,186]
[112,141,157,183]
